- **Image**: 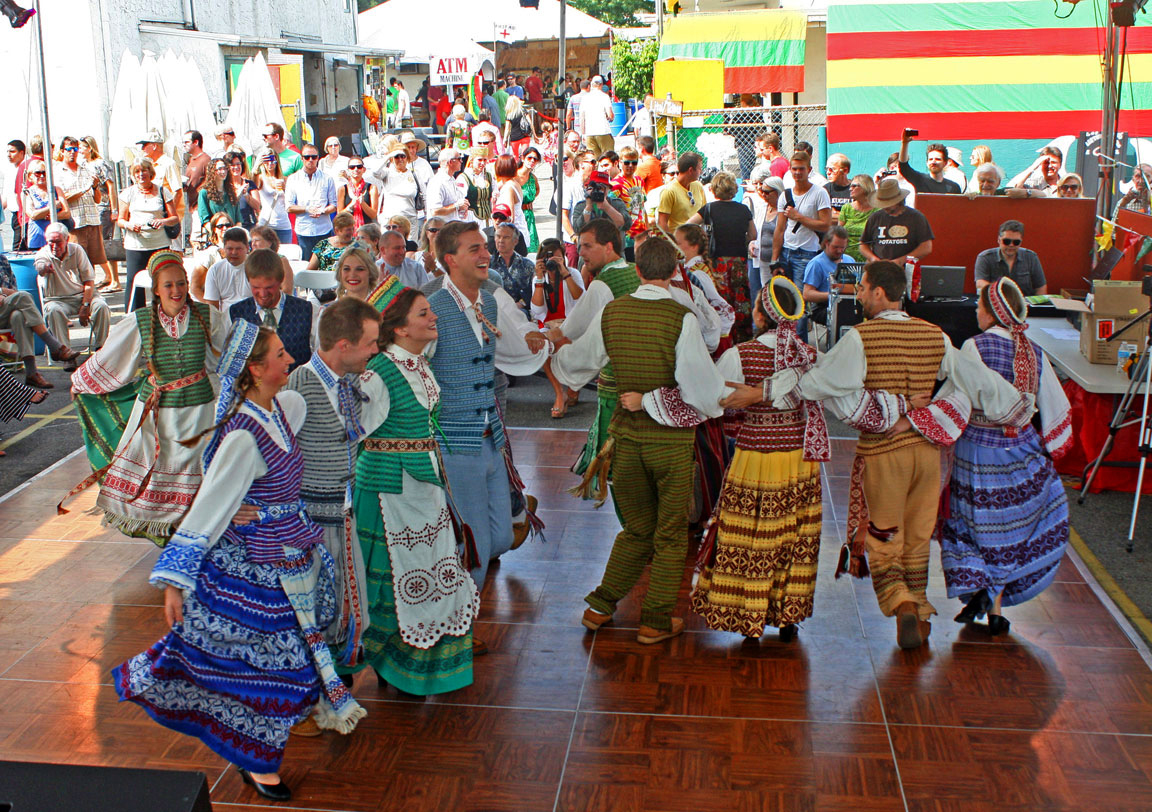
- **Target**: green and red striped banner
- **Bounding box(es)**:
[826,0,1152,143]
[658,10,806,93]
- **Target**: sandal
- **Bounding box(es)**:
[550,404,566,419]
[30,390,49,404]
[566,389,579,407]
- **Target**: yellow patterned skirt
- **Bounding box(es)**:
[691,447,822,635]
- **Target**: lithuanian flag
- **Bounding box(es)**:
[826,0,1152,143]
[658,10,807,93]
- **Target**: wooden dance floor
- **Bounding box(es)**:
[2,428,1152,811]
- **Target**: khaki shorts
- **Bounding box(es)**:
[72,224,107,265]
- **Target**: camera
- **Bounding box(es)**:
[904,127,919,138]
[585,183,606,203]
[545,259,561,273]
[879,169,896,178]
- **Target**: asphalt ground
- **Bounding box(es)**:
[4,182,1152,646]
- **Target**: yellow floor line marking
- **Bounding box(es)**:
[1069,527,1152,645]
[22,413,77,419]
[0,403,76,450]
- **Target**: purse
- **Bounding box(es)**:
[159,187,182,240]
[413,172,426,212]
[103,224,126,262]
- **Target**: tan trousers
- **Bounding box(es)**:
[586,134,615,159]
[0,291,45,358]
[44,293,111,350]
[861,443,940,620]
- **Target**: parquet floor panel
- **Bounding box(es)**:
[1,429,1150,811]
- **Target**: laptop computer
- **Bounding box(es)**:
[918,266,966,300]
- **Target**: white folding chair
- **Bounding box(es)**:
[279,244,303,262]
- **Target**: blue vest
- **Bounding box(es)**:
[427,287,504,454]
[229,294,312,372]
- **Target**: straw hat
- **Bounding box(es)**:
[399,131,426,151]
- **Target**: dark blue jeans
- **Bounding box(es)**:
[296,230,332,262]
[781,246,819,343]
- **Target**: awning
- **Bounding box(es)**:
[137,22,403,59]
[657,10,807,94]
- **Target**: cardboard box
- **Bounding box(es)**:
[1080,281,1151,364]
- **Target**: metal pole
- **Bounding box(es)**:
[1099,12,1119,222]
[32,0,58,225]
[555,0,566,240]
[656,0,664,38]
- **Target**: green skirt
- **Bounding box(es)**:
[354,489,473,695]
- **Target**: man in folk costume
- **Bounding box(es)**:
[552,237,730,644]
[767,261,1035,649]
[229,248,321,374]
[939,278,1072,635]
[272,297,390,734]
[424,221,551,594]
[548,221,721,509]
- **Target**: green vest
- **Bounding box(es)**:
[601,295,694,445]
[356,353,442,494]
[134,303,215,408]
[594,261,640,397]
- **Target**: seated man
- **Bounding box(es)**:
[801,226,851,342]
[860,178,934,267]
[228,248,320,373]
[970,164,1041,198]
[974,219,1047,296]
[34,223,111,351]
[202,226,250,310]
[898,131,962,195]
[0,253,80,389]
[377,229,430,289]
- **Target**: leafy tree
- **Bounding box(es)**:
[610,36,658,101]
[358,0,383,10]
[570,0,654,28]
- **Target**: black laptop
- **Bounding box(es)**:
[918,266,966,300]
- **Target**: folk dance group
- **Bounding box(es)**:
[65,215,1071,801]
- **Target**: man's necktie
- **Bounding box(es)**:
[337,376,368,442]
[472,302,501,343]
[262,308,277,328]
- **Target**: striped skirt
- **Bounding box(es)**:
[691,447,822,635]
[939,433,1069,607]
[0,367,36,423]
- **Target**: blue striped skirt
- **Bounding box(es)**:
[939,433,1069,608]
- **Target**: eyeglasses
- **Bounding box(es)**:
[385,224,401,230]
[302,155,320,160]
[63,147,79,152]
[622,160,637,166]
[1059,184,1080,192]
[849,183,860,188]
[348,164,364,169]
[1001,237,1022,246]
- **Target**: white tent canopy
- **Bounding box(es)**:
[359,0,609,58]
[222,53,289,156]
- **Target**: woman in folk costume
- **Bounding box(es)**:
[692,277,828,640]
[113,323,365,803]
[675,223,738,354]
[68,251,228,543]
[940,278,1072,635]
[355,285,480,695]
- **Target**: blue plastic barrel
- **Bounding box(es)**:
[611,101,629,137]
[5,252,47,355]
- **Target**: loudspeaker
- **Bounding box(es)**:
[0,761,212,811]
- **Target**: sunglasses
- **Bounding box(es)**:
[63,147,79,152]
[262,133,275,139]
[263,155,276,163]
[849,183,860,188]
[1059,184,1080,191]
[686,190,696,205]
[426,227,440,234]
[622,160,637,166]
[385,224,401,230]
[302,155,320,160]
[31,171,46,176]
[349,164,364,169]
[1001,238,1022,246]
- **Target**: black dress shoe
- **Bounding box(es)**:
[778,624,798,642]
[339,672,354,689]
[987,614,1011,636]
[954,590,992,624]
[239,768,292,802]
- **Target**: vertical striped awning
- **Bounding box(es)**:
[658,10,807,93]
[826,1,1152,142]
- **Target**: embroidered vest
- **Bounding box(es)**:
[594,262,641,396]
[357,355,442,494]
[733,340,807,452]
[426,287,504,454]
[856,316,946,457]
[601,295,694,445]
[134,303,215,408]
[285,364,359,526]
[229,295,312,372]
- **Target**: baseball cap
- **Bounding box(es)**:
[492,203,513,220]
[136,129,164,145]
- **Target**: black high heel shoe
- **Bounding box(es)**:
[954,590,992,624]
[239,768,292,802]
[987,614,1011,636]
[778,624,799,642]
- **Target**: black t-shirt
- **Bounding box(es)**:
[508,113,532,142]
[860,206,934,260]
[826,182,852,211]
[899,161,961,195]
[701,201,754,259]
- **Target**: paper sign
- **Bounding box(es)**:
[1097,319,1115,341]
[430,56,477,86]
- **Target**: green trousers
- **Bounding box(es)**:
[585,436,695,631]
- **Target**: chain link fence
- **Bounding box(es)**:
[665,104,827,179]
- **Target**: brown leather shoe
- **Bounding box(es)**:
[918,619,932,641]
[50,344,79,363]
[895,602,923,649]
[25,372,53,390]
[510,495,539,550]
[289,716,322,737]
[581,607,612,631]
[472,637,489,657]
[637,617,685,644]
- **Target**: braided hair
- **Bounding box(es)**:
[674,224,713,274]
[179,327,276,447]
